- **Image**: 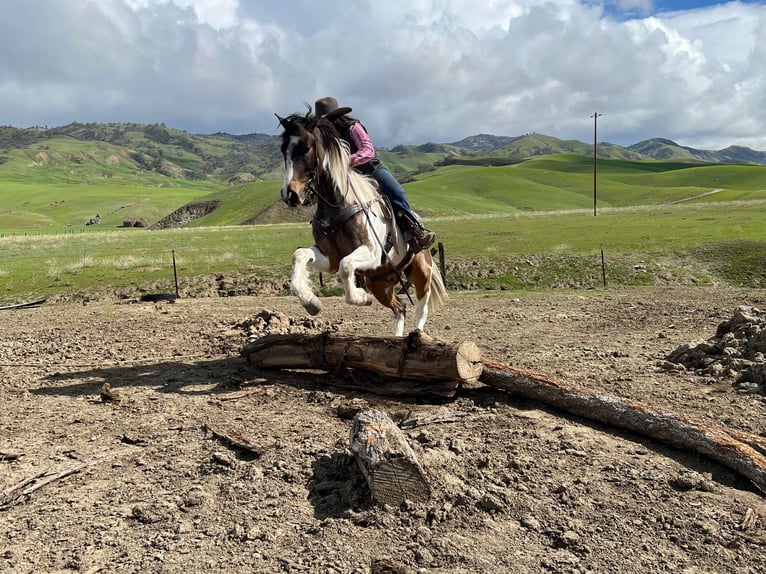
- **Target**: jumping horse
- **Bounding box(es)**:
[276,109,447,336]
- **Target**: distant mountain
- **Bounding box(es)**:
[628,138,766,165]
[434,132,647,161]
[495,133,648,161]
[0,122,284,180]
[1,124,764,182]
[440,133,766,165]
[448,134,519,151]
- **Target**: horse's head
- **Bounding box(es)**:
[276,112,318,207]
[276,110,351,207]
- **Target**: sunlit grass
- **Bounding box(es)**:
[2,199,765,304]
[2,154,765,302]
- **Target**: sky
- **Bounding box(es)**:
[1,0,765,151]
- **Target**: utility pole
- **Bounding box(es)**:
[591,112,602,216]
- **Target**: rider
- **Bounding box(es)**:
[314,97,436,252]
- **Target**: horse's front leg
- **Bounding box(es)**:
[291,246,331,315]
[338,246,376,307]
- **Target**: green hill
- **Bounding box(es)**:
[1,122,284,180]
[628,138,766,164]
[403,154,766,217]
[139,154,766,226]
[2,122,766,232]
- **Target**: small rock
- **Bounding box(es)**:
[100,382,122,403]
[477,493,505,513]
[448,438,466,454]
[212,452,236,468]
[131,505,162,524]
[415,526,432,542]
[672,470,704,491]
[521,515,542,531]
[371,558,414,574]
[413,547,433,566]
[182,486,208,507]
[415,430,433,444]
[559,530,580,547]
[735,382,760,394]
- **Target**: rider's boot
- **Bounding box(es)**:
[397,210,436,252]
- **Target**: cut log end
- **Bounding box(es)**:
[369,458,431,506]
[454,340,483,383]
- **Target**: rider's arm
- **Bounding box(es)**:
[348,123,376,167]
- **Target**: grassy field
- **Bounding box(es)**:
[2,200,765,304]
[1,153,765,303]
[405,155,766,215]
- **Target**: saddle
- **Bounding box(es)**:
[311,194,415,275]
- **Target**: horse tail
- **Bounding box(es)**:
[428,257,449,312]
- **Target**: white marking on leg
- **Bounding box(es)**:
[394,309,405,337]
[338,246,376,306]
[291,246,330,315]
[414,290,431,332]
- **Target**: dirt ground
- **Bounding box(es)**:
[2,286,766,573]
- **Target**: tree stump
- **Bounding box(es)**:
[350,409,431,506]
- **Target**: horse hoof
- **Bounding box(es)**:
[305,301,322,315]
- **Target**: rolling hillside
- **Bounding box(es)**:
[2,122,765,231]
[628,138,766,164]
[3,122,765,183]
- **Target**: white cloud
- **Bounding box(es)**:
[1,0,765,150]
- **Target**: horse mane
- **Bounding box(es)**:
[313,120,379,206]
[279,111,379,206]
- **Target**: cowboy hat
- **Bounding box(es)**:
[314,96,352,118]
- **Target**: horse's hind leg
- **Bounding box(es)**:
[407,253,433,332]
[291,246,330,315]
[366,277,407,336]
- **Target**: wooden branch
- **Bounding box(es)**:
[204,425,263,457]
[217,388,264,401]
[399,410,471,430]
[1,447,134,510]
[0,451,24,462]
[480,359,766,494]
[242,331,483,397]
[350,409,431,507]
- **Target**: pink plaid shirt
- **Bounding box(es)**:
[347,122,376,168]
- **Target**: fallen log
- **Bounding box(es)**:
[242,331,482,397]
[480,359,766,494]
[350,409,431,506]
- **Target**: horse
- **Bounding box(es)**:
[276,109,447,336]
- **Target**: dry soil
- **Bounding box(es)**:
[2,286,766,573]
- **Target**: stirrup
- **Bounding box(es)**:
[415,229,436,250]
[408,228,436,252]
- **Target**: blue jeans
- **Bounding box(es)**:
[372,165,414,216]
